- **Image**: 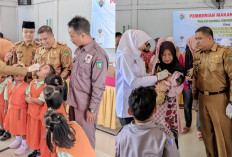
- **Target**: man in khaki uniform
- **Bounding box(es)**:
[0,38,40,76]
[12,21,40,82]
[33,26,72,79]
[192,26,232,157]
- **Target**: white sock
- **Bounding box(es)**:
[16,136,22,142]
[22,139,27,146]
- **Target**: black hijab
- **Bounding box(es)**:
[157,41,183,74]
[184,45,193,76]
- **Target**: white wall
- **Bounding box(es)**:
[17,0,115,62]
[116,0,232,48]
[0,0,18,42]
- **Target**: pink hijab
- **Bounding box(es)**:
[186,35,197,56]
[155,38,167,56]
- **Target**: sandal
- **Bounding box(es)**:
[197,131,203,141]
[182,127,190,134]
[0,132,11,141]
[0,129,5,136]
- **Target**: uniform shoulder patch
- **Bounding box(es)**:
[228,55,232,61]
[64,51,70,56]
[96,60,103,69]
[14,41,23,45]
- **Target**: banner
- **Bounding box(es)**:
[173,9,232,52]
[91,0,115,48]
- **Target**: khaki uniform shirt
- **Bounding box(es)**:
[67,40,109,111]
[13,40,40,66]
[193,43,232,101]
[116,120,180,157]
[0,60,27,76]
[34,41,72,79]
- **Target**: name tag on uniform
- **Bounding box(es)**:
[84,54,93,63]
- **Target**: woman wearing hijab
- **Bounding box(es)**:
[116,30,169,126]
[179,35,199,135]
[0,39,39,75]
[148,38,167,74]
[153,41,184,148]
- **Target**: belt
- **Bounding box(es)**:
[199,90,227,95]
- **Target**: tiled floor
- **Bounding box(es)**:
[0,109,207,157]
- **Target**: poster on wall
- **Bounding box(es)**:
[173,9,232,52]
[91,0,115,48]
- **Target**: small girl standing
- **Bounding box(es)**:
[4,68,29,155]
[25,64,56,157]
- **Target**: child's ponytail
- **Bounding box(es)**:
[44,110,76,152]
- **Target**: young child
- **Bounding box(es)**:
[0,74,11,137]
[25,64,55,157]
[0,44,15,142]
[43,84,96,157]
[4,67,29,155]
[141,43,153,71]
[39,74,67,157]
[153,71,184,148]
[116,87,179,157]
[155,71,184,105]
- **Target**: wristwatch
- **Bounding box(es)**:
[89,108,96,114]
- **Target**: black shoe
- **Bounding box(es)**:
[0,132,11,141]
[28,150,40,157]
[0,129,5,136]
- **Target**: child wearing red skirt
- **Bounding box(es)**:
[25,64,56,157]
[4,73,29,155]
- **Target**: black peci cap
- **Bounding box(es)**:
[22,21,35,29]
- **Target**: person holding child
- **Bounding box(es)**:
[116,29,169,126]
[153,41,184,148]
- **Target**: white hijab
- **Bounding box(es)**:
[116,29,151,60]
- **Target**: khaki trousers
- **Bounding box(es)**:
[199,93,232,157]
